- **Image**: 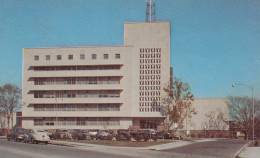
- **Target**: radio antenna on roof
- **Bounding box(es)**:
[146,0,156,22]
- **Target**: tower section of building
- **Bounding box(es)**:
[124,22,171,128]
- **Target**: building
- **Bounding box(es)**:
[22,1,171,130]
[180,98,230,137]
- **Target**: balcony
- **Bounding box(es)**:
[28,70,124,78]
[28,84,123,91]
[28,97,123,104]
[22,111,129,117]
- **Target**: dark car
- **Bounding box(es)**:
[96,130,115,140]
[156,131,172,139]
[7,127,28,142]
[116,130,131,141]
[139,129,157,141]
[53,129,72,139]
[69,129,86,140]
[129,130,143,141]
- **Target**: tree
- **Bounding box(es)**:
[226,96,260,140]
[0,84,21,129]
[161,78,196,131]
[202,109,228,131]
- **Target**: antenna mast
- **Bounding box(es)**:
[146,0,156,22]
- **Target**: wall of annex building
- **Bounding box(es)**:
[124,22,171,117]
[181,98,230,131]
[22,46,134,121]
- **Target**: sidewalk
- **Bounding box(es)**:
[239,147,260,158]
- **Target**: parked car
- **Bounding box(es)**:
[68,129,86,140]
[7,127,27,142]
[44,129,56,140]
[116,130,131,141]
[129,130,143,141]
[87,130,99,140]
[139,129,157,141]
[53,129,72,139]
[96,130,115,140]
[24,129,50,144]
[156,131,172,139]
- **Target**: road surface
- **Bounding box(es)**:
[0,139,134,158]
[164,139,248,158]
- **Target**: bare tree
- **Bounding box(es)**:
[0,84,21,129]
[161,78,196,131]
[226,96,260,139]
[202,109,228,131]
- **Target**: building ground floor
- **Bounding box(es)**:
[21,117,165,130]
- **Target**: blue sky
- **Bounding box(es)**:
[0,0,259,98]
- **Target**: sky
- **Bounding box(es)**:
[0,0,259,99]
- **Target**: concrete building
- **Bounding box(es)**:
[181,98,230,137]
[22,13,171,129]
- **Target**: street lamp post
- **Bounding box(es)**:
[232,82,255,141]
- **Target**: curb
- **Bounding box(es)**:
[232,141,252,158]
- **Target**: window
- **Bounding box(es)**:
[92,54,97,59]
[34,55,39,61]
[57,55,62,60]
[46,55,50,60]
[115,54,120,59]
[68,54,73,60]
[80,54,85,60]
[103,54,109,59]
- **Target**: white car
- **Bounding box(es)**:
[25,129,50,144]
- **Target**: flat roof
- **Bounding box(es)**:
[23,45,134,49]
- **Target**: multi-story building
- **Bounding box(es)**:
[22,1,171,130]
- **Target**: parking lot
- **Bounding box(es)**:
[6,127,181,145]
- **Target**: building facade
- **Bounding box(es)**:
[179,98,230,138]
[22,22,171,130]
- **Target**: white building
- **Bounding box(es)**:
[22,7,171,130]
[179,98,230,137]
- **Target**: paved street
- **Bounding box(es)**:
[0,138,249,158]
[0,139,134,158]
[164,139,248,158]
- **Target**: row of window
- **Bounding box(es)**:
[139,107,161,112]
[139,80,160,85]
[140,75,161,80]
[30,65,121,71]
[140,59,161,64]
[139,97,160,102]
[34,53,120,61]
[33,77,121,85]
[34,104,120,112]
[34,118,120,126]
[139,48,161,53]
[140,64,161,69]
[33,90,121,98]
[140,70,161,74]
[139,102,161,107]
[139,86,161,90]
[139,91,160,96]
[140,53,161,58]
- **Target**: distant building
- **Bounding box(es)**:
[22,1,171,130]
[180,98,230,137]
